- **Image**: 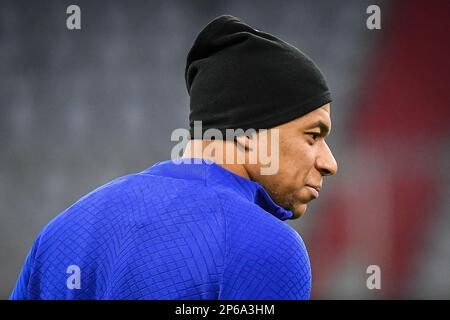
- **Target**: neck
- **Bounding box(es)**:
[181,139,251,180]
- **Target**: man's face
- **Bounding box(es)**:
[245,103,337,219]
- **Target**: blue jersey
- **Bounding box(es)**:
[10,159,311,299]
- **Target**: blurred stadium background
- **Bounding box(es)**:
[1,0,449,299]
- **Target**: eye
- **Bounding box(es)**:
[306,132,320,141]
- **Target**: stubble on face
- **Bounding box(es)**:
[245,104,333,219]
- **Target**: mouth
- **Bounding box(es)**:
[306,185,321,199]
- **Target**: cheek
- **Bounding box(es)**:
[252,135,316,207]
[279,138,314,182]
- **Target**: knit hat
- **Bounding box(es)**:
[185,15,331,139]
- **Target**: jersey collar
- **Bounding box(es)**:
[144,158,294,221]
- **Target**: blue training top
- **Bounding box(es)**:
[10,158,311,299]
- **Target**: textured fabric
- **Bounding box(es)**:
[186,15,331,138]
[10,158,311,300]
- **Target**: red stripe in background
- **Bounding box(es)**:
[308,0,450,298]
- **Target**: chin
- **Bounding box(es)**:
[290,203,307,219]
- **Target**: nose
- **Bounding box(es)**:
[316,142,338,176]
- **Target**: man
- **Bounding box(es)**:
[11,15,337,300]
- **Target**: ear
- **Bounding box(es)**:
[234,134,254,152]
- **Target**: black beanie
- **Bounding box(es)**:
[185,15,331,139]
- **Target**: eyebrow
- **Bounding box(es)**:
[305,120,331,136]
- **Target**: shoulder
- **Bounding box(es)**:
[43,171,221,230]
[214,189,311,299]
[213,187,303,245]
[213,187,309,268]
[33,171,229,261]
